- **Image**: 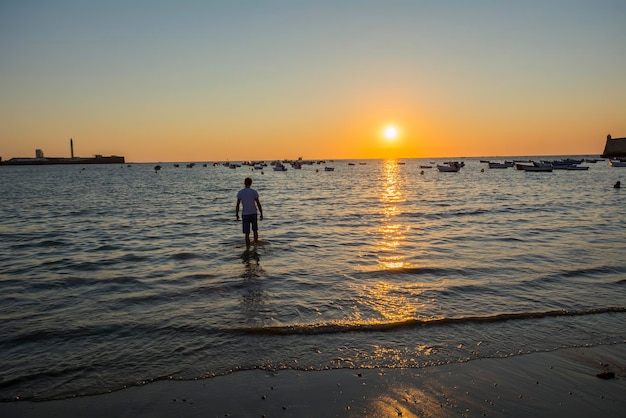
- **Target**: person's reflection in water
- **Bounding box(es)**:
[239,248,266,325]
[241,248,262,279]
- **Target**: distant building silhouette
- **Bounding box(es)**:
[601,134,626,158]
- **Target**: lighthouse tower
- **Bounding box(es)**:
[70,138,74,158]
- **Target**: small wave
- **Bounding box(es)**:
[11,239,68,249]
[413,208,491,220]
[170,252,200,261]
[493,236,524,242]
[91,244,122,252]
[0,364,88,401]
[527,265,625,285]
[232,307,626,335]
[558,265,623,278]
[356,265,493,280]
[27,275,144,291]
[118,253,150,263]
[181,273,217,280]
[2,323,123,348]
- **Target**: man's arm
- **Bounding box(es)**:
[255,197,263,221]
[236,198,241,220]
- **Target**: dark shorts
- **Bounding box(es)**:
[242,213,258,234]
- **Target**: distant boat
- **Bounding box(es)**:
[273,162,288,171]
[542,158,583,168]
[523,164,553,172]
[437,164,460,172]
[444,161,464,167]
[419,165,432,169]
[609,159,626,167]
[324,166,335,171]
[488,162,509,169]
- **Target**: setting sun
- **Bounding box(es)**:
[383,125,399,141]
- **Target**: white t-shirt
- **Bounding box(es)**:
[237,187,259,215]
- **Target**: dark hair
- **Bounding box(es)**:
[244,177,252,186]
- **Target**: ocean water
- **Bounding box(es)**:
[1,157,624,401]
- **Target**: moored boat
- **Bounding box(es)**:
[523,164,552,172]
[273,162,288,171]
[437,163,460,172]
[488,162,509,169]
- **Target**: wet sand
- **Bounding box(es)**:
[3,343,624,417]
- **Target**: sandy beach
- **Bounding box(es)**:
[2,343,624,418]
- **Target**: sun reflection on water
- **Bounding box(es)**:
[359,280,415,322]
[350,160,433,330]
[377,159,410,270]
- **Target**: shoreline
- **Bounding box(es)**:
[2,343,624,417]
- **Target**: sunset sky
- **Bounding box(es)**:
[1,1,625,162]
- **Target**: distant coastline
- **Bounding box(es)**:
[0,139,125,165]
[0,155,125,166]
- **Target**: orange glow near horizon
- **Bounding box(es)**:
[0,108,616,163]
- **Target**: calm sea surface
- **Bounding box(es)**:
[1,157,625,401]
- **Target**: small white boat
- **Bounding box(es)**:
[523,165,552,172]
[437,164,460,172]
[273,163,288,171]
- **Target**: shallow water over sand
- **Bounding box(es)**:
[1,157,625,400]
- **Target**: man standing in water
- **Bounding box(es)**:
[236,177,263,246]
